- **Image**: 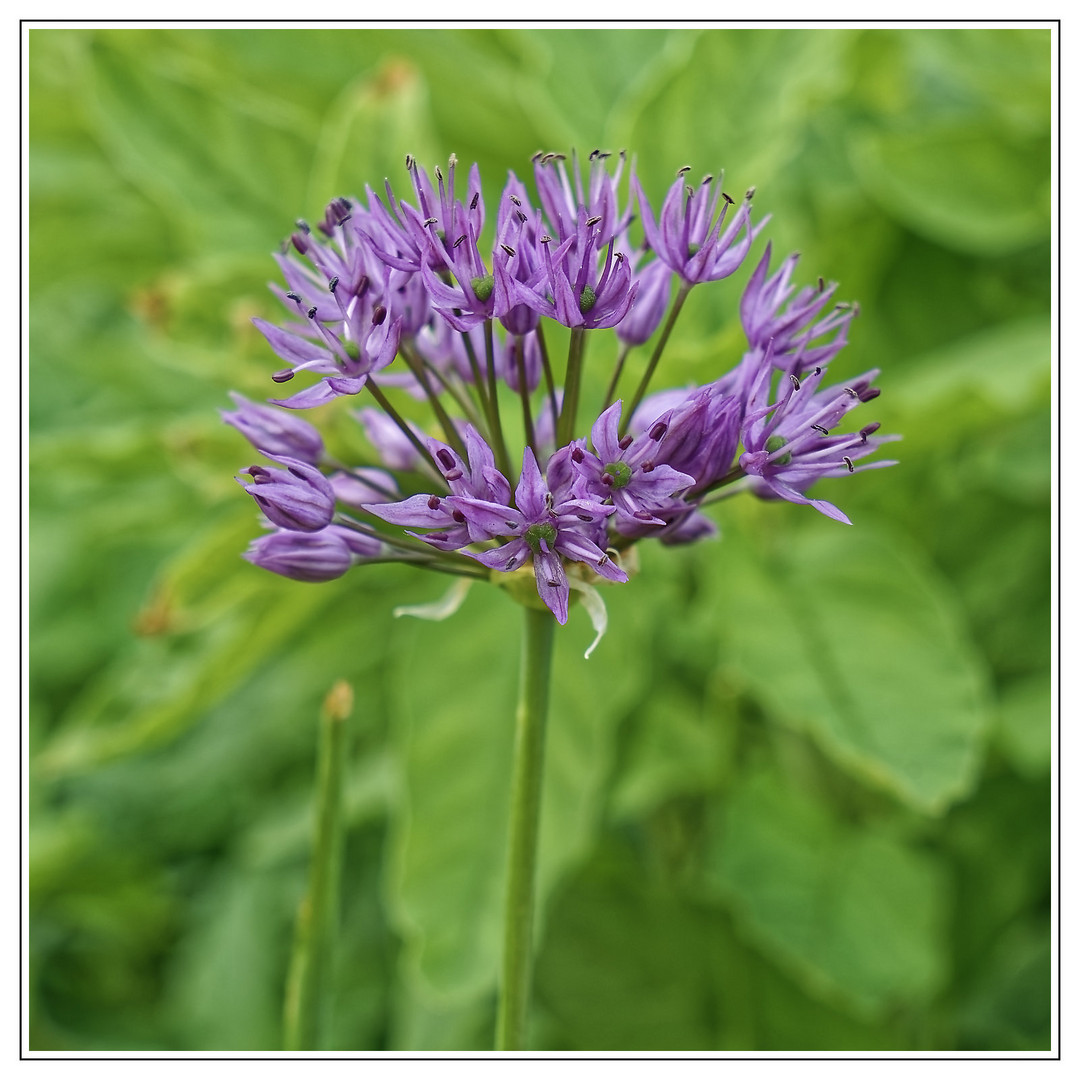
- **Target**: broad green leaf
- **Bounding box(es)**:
[709,525,991,813]
[994,674,1051,778]
[894,316,1050,415]
[534,848,717,1050]
[850,125,1049,256]
[706,768,948,1018]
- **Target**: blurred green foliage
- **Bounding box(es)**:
[29,27,1051,1051]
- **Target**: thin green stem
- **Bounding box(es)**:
[365,379,442,483]
[602,340,633,411]
[283,682,351,1051]
[399,342,467,457]
[495,606,556,1052]
[484,320,512,478]
[534,323,559,438]
[514,335,537,455]
[555,326,587,448]
[621,281,694,435]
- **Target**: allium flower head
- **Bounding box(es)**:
[228,149,896,626]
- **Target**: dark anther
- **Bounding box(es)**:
[843,456,854,473]
[540,234,552,244]
[722,191,735,205]
[444,468,463,482]
[597,151,611,160]
[506,521,518,531]
[571,447,585,464]
[436,449,456,470]
[516,210,528,224]
[371,305,387,326]
[306,306,318,319]
[614,251,625,262]
[541,153,555,164]
[423,217,438,227]
[501,244,516,257]
[745,186,756,200]
[858,387,881,403]
[618,434,634,450]
[789,374,801,391]
[585,215,602,227]
[452,509,466,523]
[685,185,694,199]
[859,422,880,442]
[509,193,522,206]
[577,513,594,522]
[405,154,415,169]
[650,421,668,441]
[811,424,829,435]
[434,166,443,182]
[601,473,615,487]
[633,510,654,521]
[286,291,302,303]
[547,579,560,587]
[356,275,369,298]
[677,165,692,176]
[454,235,468,248]
[702,174,714,185]
[818,277,825,292]
[597,554,609,567]
[814,367,822,376]
[327,276,339,293]
[506,557,516,570]
[552,153,566,161]
[531,150,543,163]
[272,368,295,383]
[641,461,655,473]
[589,149,601,160]
[544,492,555,514]
[470,192,480,210]
[291,232,310,254]
[427,495,442,510]
[844,387,859,398]
[296,218,310,233]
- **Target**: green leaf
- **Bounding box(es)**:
[894,316,1050,415]
[994,674,1051,778]
[709,525,991,813]
[706,768,948,1018]
[851,124,1049,256]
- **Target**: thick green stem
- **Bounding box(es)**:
[283,682,351,1051]
[495,606,556,1051]
[621,282,694,435]
[555,326,587,448]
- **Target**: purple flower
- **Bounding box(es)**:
[566,401,695,529]
[740,244,856,371]
[510,217,638,331]
[244,524,382,583]
[237,455,336,532]
[451,448,628,624]
[532,149,631,247]
[633,169,762,285]
[739,362,898,523]
[362,426,513,552]
[221,392,326,464]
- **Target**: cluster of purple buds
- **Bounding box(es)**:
[224,151,897,627]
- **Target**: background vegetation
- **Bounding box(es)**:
[29,26,1052,1051]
